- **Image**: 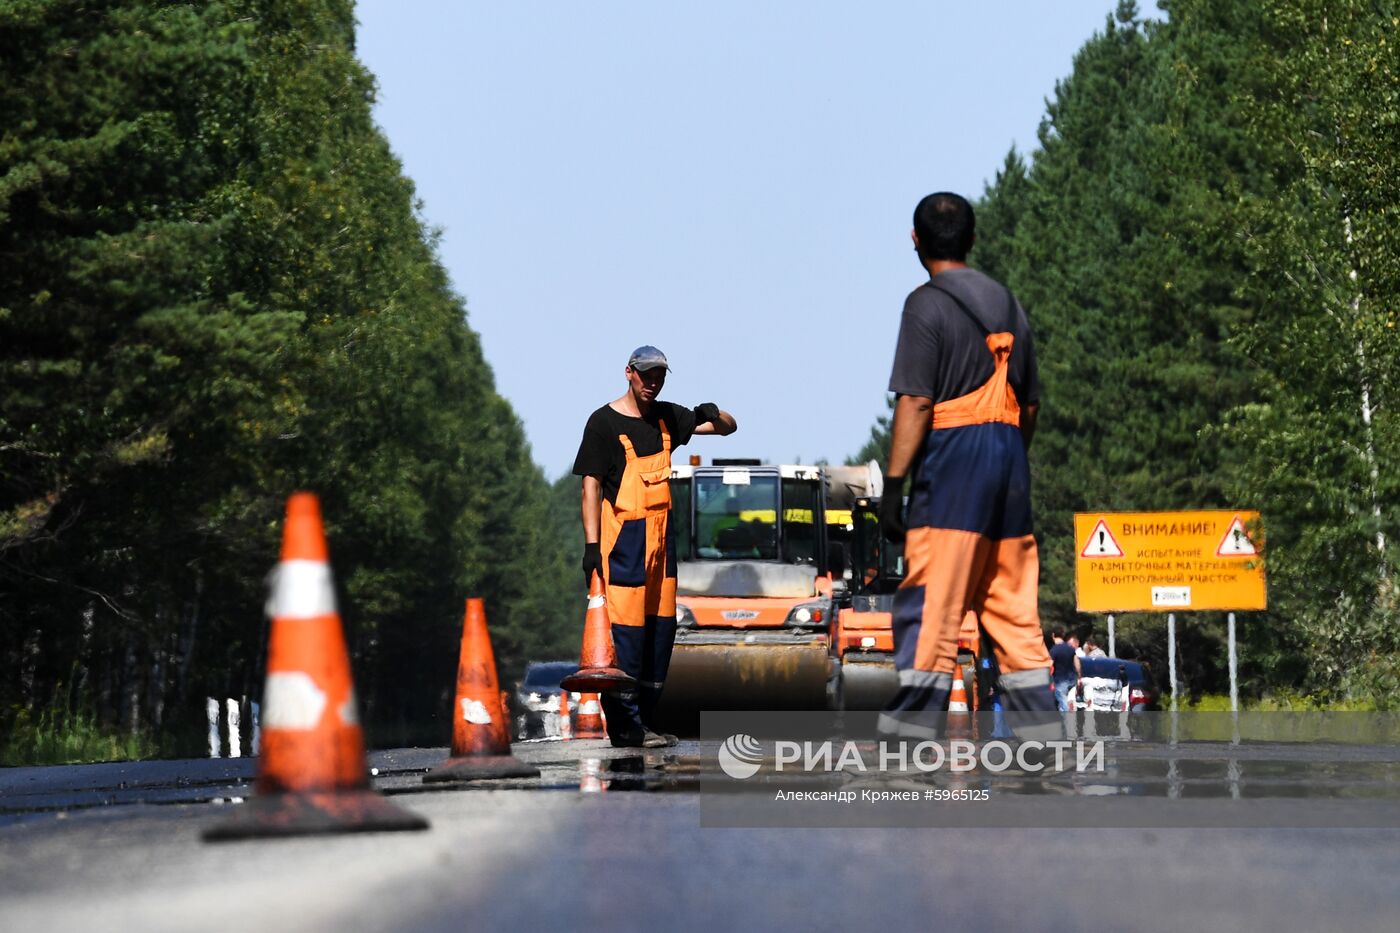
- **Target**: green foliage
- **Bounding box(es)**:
[2,697,155,766]
[1202,0,1400,703]
[0,0,576,756]
[1184,693,1381,713]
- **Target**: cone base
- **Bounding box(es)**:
[574,727,607,740]
[202,790,428,841]
[560,667,637,693]
[423,754,540,783]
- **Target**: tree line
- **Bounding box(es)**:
[1,0,581,758]
[857,0,1398,705]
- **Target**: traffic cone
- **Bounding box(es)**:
[557,689,573,740]
[947,671,972,739]
[560,572,636,693]
[423,599,539,783]
[205,493,428,840]
[574,692,607,739]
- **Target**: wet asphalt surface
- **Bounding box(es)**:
[3,736,1400,932]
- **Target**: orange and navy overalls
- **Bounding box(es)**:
[600,421,679,735]
[878,283,1059,741]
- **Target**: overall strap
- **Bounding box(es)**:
[617,434,638,460]
[928,282,1017,337]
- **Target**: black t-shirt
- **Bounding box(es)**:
[572,401,698,505]
[1050,642,1077,681]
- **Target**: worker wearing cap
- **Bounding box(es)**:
[573,346,737,748]
[878,192,1059,743]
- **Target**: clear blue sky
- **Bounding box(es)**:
[354,1,1143,478]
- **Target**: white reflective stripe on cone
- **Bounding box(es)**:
[265,560,337,620]
[460,698,493,724]
[588,594,606,610]
[262,671,328,730]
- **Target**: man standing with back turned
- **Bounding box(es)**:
[573,346,737,748]
[878,193,1059,743]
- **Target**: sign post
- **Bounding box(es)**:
[1074,510,1266,723]
[1228,611,1238,713]
[1167,612,1177,710]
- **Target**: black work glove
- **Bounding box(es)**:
[694,401,722,427]
[879,483,906,544]
[582,542,603,587]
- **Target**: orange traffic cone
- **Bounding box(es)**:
[557,689,573,740]
[947,672,972,739]
[560,572,636,693]
[205,493,428,840]
[574,692,607,740]
[423,599,539,783]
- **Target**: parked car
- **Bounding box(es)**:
[1071,656,1158,711]
[513,660,578,739]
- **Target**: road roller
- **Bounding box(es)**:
[653,459,886,734]
[829,494,902,710]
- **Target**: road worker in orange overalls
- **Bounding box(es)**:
[573,346,737,747]
[877,193,1059,743]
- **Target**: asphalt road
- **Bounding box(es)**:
[3,738,1399,933]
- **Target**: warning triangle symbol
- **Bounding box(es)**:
[1216,515,1258,556]
[1080,519,1124,558]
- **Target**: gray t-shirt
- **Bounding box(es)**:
[887,266,1040,406]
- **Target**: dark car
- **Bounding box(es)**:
[513,660,578,740]
[1074,656,1158,711]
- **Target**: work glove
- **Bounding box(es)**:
[694,401,722,427]
[879,483,906,544]
[582,542,603,588]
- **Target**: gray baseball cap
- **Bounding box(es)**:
[627,345,670,372]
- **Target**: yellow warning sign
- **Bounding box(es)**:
[1074,510,1266,612]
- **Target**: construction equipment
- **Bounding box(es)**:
[653,459,882,732]
[831,492,988,713]
[829,493,903,710]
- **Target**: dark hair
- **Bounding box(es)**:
[1050,627,1065,639]
[913,192,975,261]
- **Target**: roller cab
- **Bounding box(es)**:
[656,462,863,732]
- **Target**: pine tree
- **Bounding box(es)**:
[0,0,579,754]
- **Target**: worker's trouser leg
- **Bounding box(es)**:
[977,534,1060,742]
[878,527,982,738]
[601,615,677,736]
[600,510,677,741]
[878,519,1058,740]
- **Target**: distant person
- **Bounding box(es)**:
[877,192,1058,742]
[1049,629,1081,712]
[1084,636,1107,659]
[573,345,736,748]
[1071,632,1085,658]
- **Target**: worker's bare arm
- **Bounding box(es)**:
[693,409,737,436]
[885,394,933,479]
[1020,401,1038,450]
[581,475,602,544]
